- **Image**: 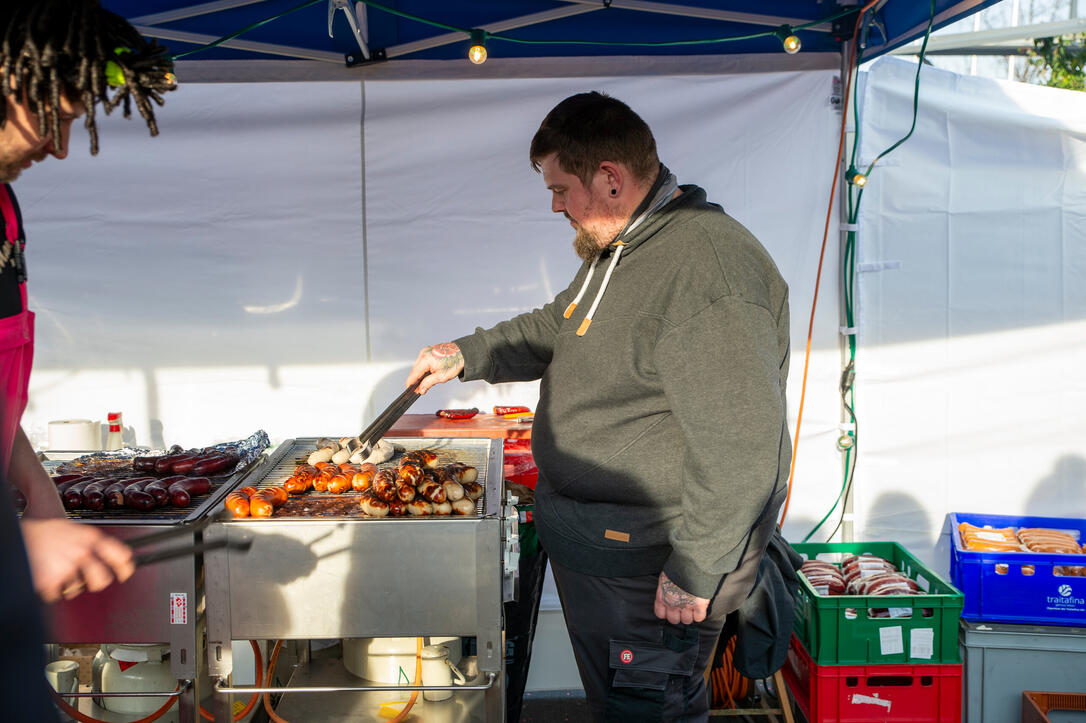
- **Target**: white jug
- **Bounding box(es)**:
[44,660,79,706]
[420,644,467,702]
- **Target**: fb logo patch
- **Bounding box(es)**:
[1059,584,1073,597]
[620,649,634,664]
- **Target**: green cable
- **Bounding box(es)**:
[848,44,867,172]
[356,0,463,33]
[802,445,851,542]
[807,0,937,542]
[357,0,858,49]
[170,0,324,60]
[862,0,937,177]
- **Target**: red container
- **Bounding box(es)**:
[783,635,962,722]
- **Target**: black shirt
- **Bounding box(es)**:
[0,184,26,318]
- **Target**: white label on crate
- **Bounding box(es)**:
[916,574,930,592]
[910,628,934,659]
[888,607,912,619]
[815,585,829,596]
[170,592,188,625]
[879,626,904,655]
[851,694,892,712]
[974,531,1010,542]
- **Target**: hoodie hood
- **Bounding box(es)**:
[561,165,706,336]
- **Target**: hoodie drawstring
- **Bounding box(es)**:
[563,256,599,320]
[576,242,625,336]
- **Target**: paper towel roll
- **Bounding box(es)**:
[48,419,102,451]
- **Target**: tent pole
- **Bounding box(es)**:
[838,39,857,545]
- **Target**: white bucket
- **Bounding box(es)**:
[342,636,461,684]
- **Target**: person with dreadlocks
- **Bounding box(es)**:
[0,3,175,718]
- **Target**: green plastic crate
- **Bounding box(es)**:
[792,541,965,665]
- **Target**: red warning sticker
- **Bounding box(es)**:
[170,592,188,625]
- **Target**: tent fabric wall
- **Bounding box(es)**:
[18,67,844,533]
[20,81,367,448]
[854,57,1086,573]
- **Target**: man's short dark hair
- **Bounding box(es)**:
[530,91,659,187]
[0,0,176,155]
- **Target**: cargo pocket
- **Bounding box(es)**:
[605,626,699,722]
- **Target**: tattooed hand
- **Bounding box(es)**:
[653,571,710,625]
[407,342,466,394]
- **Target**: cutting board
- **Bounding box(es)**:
[388,413,532,440]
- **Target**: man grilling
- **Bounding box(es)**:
[409,91,790,721]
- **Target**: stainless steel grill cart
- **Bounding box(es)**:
[39,450,257,723]
[205,437,517,722]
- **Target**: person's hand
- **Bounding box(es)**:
[406,342,465,394]
[654,571,709,625]
[20,518,135,603]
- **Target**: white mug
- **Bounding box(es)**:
[420,645,467,702]
[45,660,80,706]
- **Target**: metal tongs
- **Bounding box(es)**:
[353,379,422,458]
[126,516,251,568]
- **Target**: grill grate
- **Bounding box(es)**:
[43,462,246,525]
[238,437,492,519]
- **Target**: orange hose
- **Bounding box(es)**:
[51,682,178,723]
[262,641,288,723]
[709,637,748,710]
[199,640,263,721]
[779,0,881,526]
[260,638,423,723]
[387,637,423,723]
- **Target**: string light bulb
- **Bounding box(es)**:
[468,29,488,64]
[775,25,801,54]
[846,166,868,188]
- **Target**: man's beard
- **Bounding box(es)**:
[573,225,603,262]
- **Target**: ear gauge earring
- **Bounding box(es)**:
[610,188,617,196]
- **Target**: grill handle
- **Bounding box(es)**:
[214,671,496,695]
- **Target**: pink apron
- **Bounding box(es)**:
[0,185,34,474]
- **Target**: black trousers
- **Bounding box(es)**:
[549,515,777,722]
[0,484,60,723]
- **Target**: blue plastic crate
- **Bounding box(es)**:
[950,512,1086,626]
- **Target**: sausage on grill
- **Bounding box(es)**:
[225,491,251,518]
[168,477,211,507]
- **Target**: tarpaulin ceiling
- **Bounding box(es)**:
[100,0,1003,68]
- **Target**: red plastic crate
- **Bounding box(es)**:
[783,635,962,722]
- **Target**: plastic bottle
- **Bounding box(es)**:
[105,412,123,451]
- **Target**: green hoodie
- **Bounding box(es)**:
[455,184,790,599]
